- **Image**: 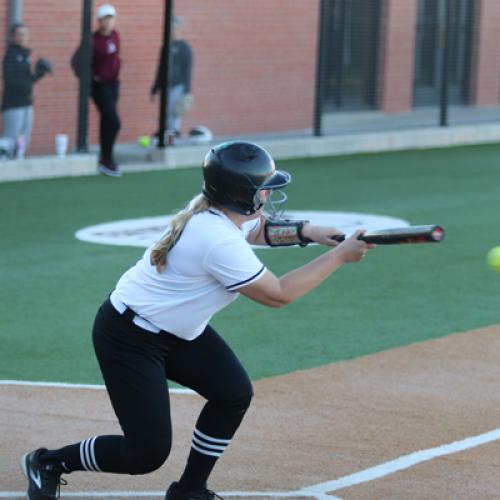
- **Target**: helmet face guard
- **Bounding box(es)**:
[202,141,292,215]
[252,170,291,217]
[259,189,288,219]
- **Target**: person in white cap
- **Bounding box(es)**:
[92,4,122,177]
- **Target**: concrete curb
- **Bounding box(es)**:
[149,123,500,167]
[0,154,98,183]
[2,123,500,183]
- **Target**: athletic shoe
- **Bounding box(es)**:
[98,158,122,177]
[21,448,67,499]
[165,481,224,500]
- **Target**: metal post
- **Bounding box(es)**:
[158,0,174,148]
[333,0,347,108]
[439,0,452,127]
[8,0,23,25]
[76,0,92,152]
[313,0,329,137]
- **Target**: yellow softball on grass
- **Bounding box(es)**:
[487,247,500,273]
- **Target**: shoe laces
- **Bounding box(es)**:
[42,465,67,498]
[55,477,68,499]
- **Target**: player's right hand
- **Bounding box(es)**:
[334,229,375,263]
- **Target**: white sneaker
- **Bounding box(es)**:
[98,161,122,177]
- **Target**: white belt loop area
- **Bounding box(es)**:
[109,291,161,334]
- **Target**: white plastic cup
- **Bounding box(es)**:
[55,134,69,157]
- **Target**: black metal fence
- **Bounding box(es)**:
[314,0,500,137]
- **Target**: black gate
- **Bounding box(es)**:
[413,0,474,106]
[322,0,381,110]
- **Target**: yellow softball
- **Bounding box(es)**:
[137,135,151,148]
[487,247,500,273]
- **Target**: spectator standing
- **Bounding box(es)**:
[151,15,193,140]
[92,4,122,177]
[1,23,52,158]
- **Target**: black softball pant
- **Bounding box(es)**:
[91,81,121,162]
[42,299,253,481]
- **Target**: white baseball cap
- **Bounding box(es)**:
[97,4,116,19]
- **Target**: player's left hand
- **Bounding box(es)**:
[301,223,344,246]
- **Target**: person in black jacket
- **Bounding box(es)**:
[151,15,193,139]
[1,23,52,158]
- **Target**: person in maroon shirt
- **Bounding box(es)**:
[92,4,122,177]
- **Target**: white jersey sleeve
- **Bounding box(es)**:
[203,237,266,291]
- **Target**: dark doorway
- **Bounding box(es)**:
[413,0,475,106]
[323,0,381,110]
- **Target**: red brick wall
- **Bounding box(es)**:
[4,0,499,155]
[6,0,318,155]
[21,0,163,155]
[378,0,417,113]
[470,0,500,106]
[22,1,82,156]
[180,0,318,136]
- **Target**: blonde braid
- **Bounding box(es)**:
[151,194,211,272]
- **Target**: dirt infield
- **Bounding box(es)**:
[2,324,500,499]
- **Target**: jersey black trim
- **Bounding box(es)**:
[225,265,266,291]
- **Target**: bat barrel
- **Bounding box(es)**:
[330,225,445,244]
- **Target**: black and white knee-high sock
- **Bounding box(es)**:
[191,427,231,458]
[178,426,232,492]
[177,394,254,492]
[39,434,164,475]
[40,436,103,474]
[78,437,103,472]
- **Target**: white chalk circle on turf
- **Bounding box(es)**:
[75,211,410,248]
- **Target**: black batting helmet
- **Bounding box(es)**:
[202,141,291,215]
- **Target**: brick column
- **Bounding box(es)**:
[377,0,418,113]
[470,0,500,106]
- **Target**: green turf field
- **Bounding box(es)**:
[1,143,500,384]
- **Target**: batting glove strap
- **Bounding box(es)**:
[264,219,312,247]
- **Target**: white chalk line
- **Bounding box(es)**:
[4,426,499,499]
[0,492,340,499]
[0,428,500,500]
[3,381,499,497]
[0,379,195,394]
[303,426,500,494]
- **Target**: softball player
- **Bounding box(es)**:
[21,141,374,500]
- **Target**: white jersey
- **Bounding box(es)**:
[112,209,266,340]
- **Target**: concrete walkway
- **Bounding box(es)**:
[1,104,500,183]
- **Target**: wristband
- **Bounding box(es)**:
[264,219,312,247]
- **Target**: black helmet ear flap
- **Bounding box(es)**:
[202,141,291,215]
